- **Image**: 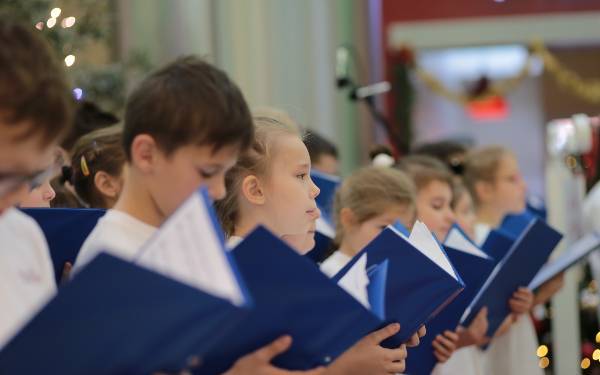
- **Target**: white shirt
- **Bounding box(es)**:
[319,251,352,277]
[433,347,485,375]
[73,209,157,274]
[0,208,56,349]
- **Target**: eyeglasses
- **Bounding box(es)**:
[0,163,60,198]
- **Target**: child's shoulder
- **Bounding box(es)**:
[0,209,46,250]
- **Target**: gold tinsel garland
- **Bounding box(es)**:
[410,40,600,104]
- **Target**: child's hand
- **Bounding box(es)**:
[406,324,427,347]
[432,330,459,363]
[534,273,565,306]
[457,307,489,348]
[326,323,407,375]
[509,287,534,315]
[223,335,325,375]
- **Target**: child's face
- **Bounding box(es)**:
[490,154,527,215]
[148,143,239,221]
[19,179,56,208]
[261,134,321,254]
[313,154,339,176]
[453,192,476,240]
[416,180,455,241]
[343,204,415,255]
[0,120,56,215]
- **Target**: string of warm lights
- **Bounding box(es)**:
[34,7,77,68]
[401,40,600,105]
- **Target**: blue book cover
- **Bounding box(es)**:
[199,226,386,374]
[405,225,495,375]
[530,232,600,290]
[0,254,248,375]
[480,228,515,266]
[461,219,562,337]
[311,170,341,225]
[21,208,106,284]
[333,221,465,347]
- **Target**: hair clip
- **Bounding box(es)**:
[80,155,90,177]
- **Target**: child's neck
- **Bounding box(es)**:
[337,239,358,259]
[475,205,505,229]
[112,170,163,228]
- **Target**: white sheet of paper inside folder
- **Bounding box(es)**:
[134,189,247,307]
[444,226,492,259]
[337,253,371,309]
[407,221,459,279]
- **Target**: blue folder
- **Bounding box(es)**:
[500,210,538,237]
[198,226,386,374]
[305,218,335,264]
[311,170,341,225]
[333,224,465,347]
[529,232,600,290]
[405,225,495,375]
[21,208,106,284]
[461,219,562,336]
[0,253,248,375]
[480,228,516,266]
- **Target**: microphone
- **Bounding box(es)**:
[350,81,391,101]
[335,46,351,88]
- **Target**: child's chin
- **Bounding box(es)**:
[299,238,316,255]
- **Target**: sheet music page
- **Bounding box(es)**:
[444,227,490,259]
[135,191,246,306]
[407,221,457,279]
[337,253,371,310]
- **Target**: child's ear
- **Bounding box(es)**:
[241,175,266,205]
[94,171,121,199]
[130,134,158,173]
[339,207,358,230]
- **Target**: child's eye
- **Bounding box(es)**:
[296,173,307,180]
[198,169,217,179]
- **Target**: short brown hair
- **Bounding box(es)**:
[0,19,74,147]
[463,146,511,204]
[123,56,253,160]
[396,155,454,191]
[69,125,126,208]
[215,109,301,236]
[333,166,416,246]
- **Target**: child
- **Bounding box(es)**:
[304,131,339,176]
[51,100,119,208]
[463,146,543,375]
[68,124,126,209]
[0,19,74,347]
[320,166,417,276]
[318,165,458,364]
[215,111,427,374]
[451,182,477,240]
[73,56,328,375]
[398,155,491,375]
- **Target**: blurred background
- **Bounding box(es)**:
[3,1,600,373]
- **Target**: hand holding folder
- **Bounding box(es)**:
[405,224,494,375]
[333,221,465,347]
[461,218,562,337]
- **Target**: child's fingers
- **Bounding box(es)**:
[432,340,453,359]
[443,330,460,342]
[382,344,408,362]
[435,334,457,352]
[406,332,421,347]
[368,323,401,344]
[384,360,406,374]
[418,324,427,338]
[253,335,293,361]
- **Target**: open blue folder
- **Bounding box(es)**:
[198,226,386,374]
[529,232,600,289]
[0,253,247,375]
[21,208,105,284]
[311,170,341,225]
[480,228,516,265]
[333,222,465,348]
[405,225,495,375]
[305,217,335,264]
[461,219,562,337]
